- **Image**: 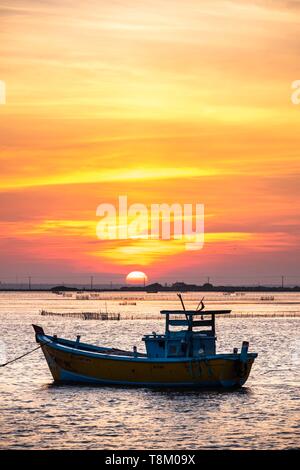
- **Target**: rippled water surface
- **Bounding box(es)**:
[0,292,299,449]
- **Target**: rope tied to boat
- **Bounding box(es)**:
[0,344,42,367]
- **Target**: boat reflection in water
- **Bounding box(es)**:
[33,295,257,388]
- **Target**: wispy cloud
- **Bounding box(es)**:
[0,0,299,279]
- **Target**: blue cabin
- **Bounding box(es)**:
[142,306,231,359]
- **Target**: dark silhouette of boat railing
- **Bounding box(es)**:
[40,310,120,320]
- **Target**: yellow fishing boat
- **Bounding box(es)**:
[33,295,257,388]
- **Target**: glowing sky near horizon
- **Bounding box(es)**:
[0,0,300,285]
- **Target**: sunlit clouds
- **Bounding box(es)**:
[0,0,300,282]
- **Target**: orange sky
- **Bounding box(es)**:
[0,0,300,285]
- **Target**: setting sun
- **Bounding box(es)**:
[126,271,148,285]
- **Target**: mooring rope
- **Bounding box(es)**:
[0,344,42,367]
[260,368,294,375]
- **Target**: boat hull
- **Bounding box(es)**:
[38,335,256,389]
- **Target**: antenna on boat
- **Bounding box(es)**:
[196,297,205,312]
[177,293,190,326]
[177,293,186,311]
[196,296,205,320]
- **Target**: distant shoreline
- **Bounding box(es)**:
[0,286,299,293]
